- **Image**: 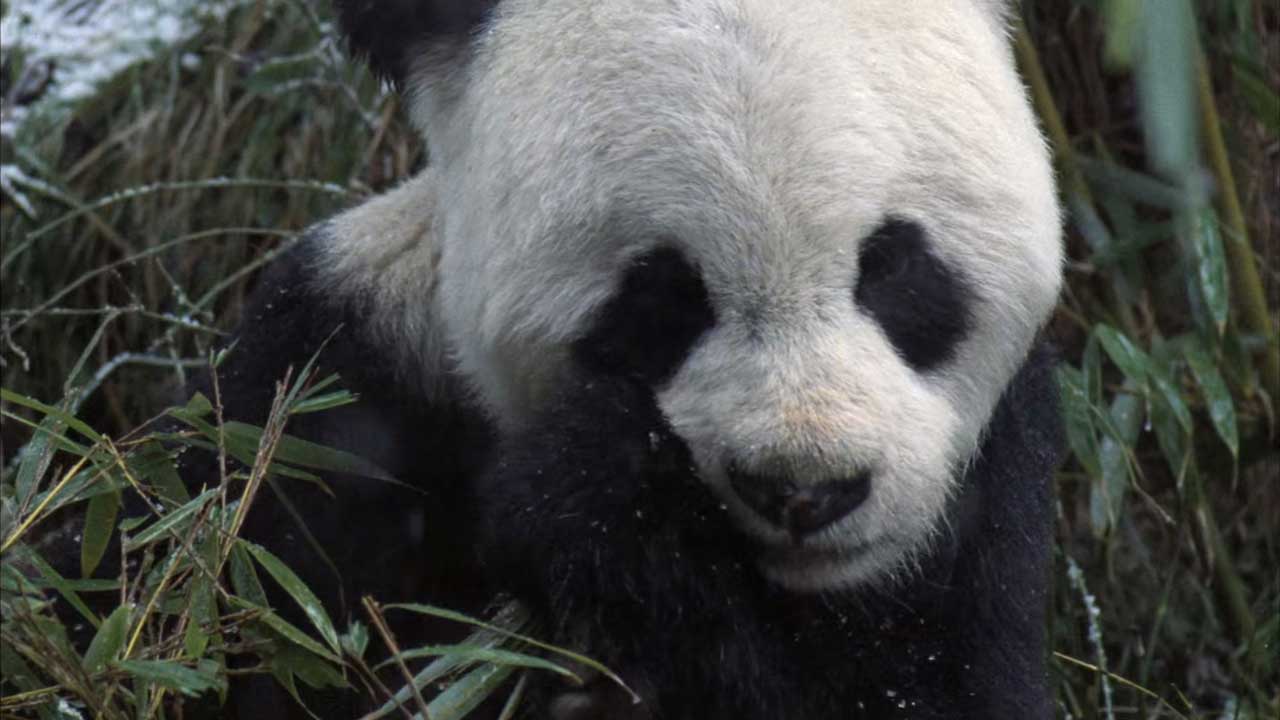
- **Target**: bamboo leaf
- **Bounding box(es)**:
[1094,325,1150,388]
[112,659,222,697]
[340,621,369,659]
[377,644,580,681]
[132,440,190,505]
[241,540,341,654]
[272,642,347,690]
[26,550,101,629]
[1184,342,1239,459]
[80,486,120,577]
[1190,209,1230,336]
[290,389,357,415]
[83,604,130,673]
[1,387,104,444]
[229,542,269,607]
[1057,365,1103,480]
[222,421,394,482]
[1092,389,1143,539]
[124,487,218,552]
[427,663,515,720]
[12,412,65,509]
[385,602,636,702]
[226,596,341,664]
[1230,60,1280,135]
[185,574,216,659]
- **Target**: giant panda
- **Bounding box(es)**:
[204,0,1066,718]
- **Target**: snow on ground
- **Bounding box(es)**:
[0,0,249,140]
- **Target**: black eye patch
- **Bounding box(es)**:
[573,246,716,385]
[854,219,972,371]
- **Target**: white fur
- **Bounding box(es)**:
[345,0,1062,590]
[319,170,454,400]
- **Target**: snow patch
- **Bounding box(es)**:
[1,0,250,140]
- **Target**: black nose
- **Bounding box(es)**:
[727,465,871,537]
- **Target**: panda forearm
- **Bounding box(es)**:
[474,376,745,618]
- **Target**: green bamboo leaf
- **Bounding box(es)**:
[223,422,394,482]
[268,663,313,720]
[229,543,269,607]
[185,572,217,658]
[376,644,580,681]
[184,392,213,417]
[12,412,65,509]
[272,642,347,690]
[1184,342,1239,459]
[386,602,636,703]
[83,604,130,673]
[1102,0,1141,69]
[427,663,516,720]
[1077,157,1188,210]
[1149,393,1192,488]
[226,596,341,664]
[1092,389,1143,539]
[0,640,42,694]
[241,540,340,654]
[132,441,190,505]
[290,390,357,415]
[112,659,221,697]
[1057,366,1103,481]
[1190,209,1230,336]
[167,410,338,490]
[1148,339,1194,435]
[186,527,222,658]
[1,387,104,444]
[80,487,120,577]
[26,550,101,628]
[124,488,218,552]
[26,576,120,593]
[0,408,91,458]
[1231,61,1280,135]
[1149,368,1194,434]
[340,621,370,659]
[1094,324,1151,388]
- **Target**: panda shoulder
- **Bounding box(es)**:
[315,169,452,399]
[230,170,453,405]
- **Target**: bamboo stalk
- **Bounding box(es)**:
[1194,44,1279,407]
[1014,22,1141,338]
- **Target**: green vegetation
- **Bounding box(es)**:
[1,0,1275,718]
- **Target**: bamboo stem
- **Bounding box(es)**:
[1194,44,1279,406]
[1014,22,1141,338]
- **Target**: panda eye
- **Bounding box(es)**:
[854,219,972,371]
[573,246,716,384]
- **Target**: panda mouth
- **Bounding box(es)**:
[754,536,899,591]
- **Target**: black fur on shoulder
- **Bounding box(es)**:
[334,0,499,84]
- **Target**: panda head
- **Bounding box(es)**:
[336,0,1062,592]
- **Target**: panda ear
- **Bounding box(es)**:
[335,0,499,86]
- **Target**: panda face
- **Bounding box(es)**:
[358,0,1062,591]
